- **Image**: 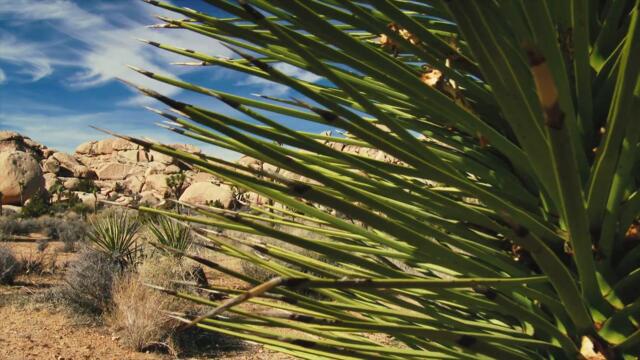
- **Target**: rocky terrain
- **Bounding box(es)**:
[0,130,402,210]
[0,131,235,209]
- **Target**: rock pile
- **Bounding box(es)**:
[0,132,234,208]
[0,130,402,209]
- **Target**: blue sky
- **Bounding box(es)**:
[0,0,327,159]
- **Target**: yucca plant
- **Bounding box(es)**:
[87,210,142,267]
[148,215,192,256]
[111,0,639,358]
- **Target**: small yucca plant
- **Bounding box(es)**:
[148,216,192,256]
[87,210,142,267]
[111,0,639,358]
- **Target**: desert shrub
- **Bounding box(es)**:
[48,180,64,196]
[21,190,52,218]
[0,247,20,284]
[6,218,40,236]
[20,251,57,276]
[166,172,186,199]
[108,272,182,352]
[0,216,18,241]
[35,216,62,239]
[87,209,142,267]
[6,216,88,252]
[139,253,209,291]
[76,178,99,193]
[57,219,88,252]
[111,255,215,355]
[207,199,224,209]
[66,192,82,207]
[71,203,94,219]
[36,239,49,252]
[57,249,121,315]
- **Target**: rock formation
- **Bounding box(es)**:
[0,151,45,205]
[0,131,225,207]
[179,182,234,208]
[0,130,400,208]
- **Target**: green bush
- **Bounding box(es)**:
[166,172,186,199]
[21,190,51,218]
[76,179,99,193]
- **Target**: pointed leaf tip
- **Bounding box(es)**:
[126,64,155,77]
[115,77,143,91]
[143,106,162,114]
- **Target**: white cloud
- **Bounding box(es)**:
[0,0,105,28]
[275,63,323,83]
[0,67,5,84]
[0,34,59,81]
[0,0,233,102]
[237,62,323,96]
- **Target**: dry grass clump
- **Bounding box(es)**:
[108,253,210,354]
[108,243,238,354]
[20,251,58,276]
[138,254,196,288]
[107,272,181,353]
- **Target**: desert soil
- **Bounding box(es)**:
[0,239,292,360]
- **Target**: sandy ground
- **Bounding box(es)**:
[0,239,293,360]
[0,304,161,360]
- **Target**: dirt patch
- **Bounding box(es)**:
[0,239,293,360]
[0,304,162,360]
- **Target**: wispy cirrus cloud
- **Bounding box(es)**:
[0,34,64,82]
[0,0,233,103]
[0,0,321,101]
[237,63,323,96]
[0,0,105,28]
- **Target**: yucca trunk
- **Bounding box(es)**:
[112,0,640,358]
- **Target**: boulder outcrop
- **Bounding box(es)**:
[0,133,214,206]
[0,151,45,205]
[179,182,234,208]
[0,130,397,209]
